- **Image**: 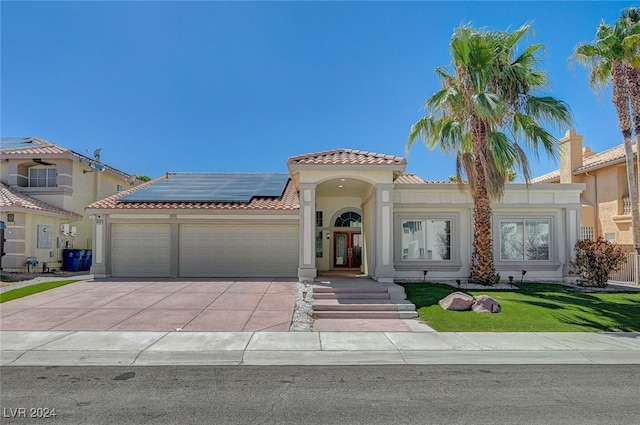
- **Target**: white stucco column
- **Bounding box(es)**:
[565,207,579,277]
[90,214,108,277]
[373,183,396,282]
[298,183,317,281]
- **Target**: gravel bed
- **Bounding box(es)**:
[289,279,314,332]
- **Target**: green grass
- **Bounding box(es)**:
[402,282,640,332]
[0,280,82,303]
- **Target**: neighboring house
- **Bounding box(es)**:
[532,129,636,249]
[87,148,584,282]
[0,137,137,272]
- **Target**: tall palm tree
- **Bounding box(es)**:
[574,12,640,255]
[619,7,640,197]
[408,24,572,284]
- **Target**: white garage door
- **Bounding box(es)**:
[111,224,171,277]
[179,224,298,277]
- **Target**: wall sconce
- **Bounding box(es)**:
[326,233,330,240]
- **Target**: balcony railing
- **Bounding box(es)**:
[623,196,632,215]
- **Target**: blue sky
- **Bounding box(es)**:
[0,1,632,181]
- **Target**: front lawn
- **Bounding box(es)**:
[402,282,640,332]
[0,280,81,303]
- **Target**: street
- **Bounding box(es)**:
[1,364,639,424]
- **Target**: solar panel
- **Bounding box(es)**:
[0,137,45,150]
[119,173,290,203]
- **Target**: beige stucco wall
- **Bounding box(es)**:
[0,211,65,271]
[1,156,133,269]
[393,183,584,281]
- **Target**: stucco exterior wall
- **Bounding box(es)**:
[393,183,584,282]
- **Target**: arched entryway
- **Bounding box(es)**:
[332,211,362,269]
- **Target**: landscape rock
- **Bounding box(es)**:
[472,295,501,313]
[439,292,474,311]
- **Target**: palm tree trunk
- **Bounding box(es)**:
[470,119,496,284]
[627,66,640,227]
[613,62,640,254]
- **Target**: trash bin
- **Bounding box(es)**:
[80,250,92,271]
[77,250,87,271]
[63,249,82,272]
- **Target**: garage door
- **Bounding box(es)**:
[111,224,171,277]
[179,224,298,277]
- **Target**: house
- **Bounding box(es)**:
[0,137,138,272]
[532,129,636,249]
[87,148,584,282]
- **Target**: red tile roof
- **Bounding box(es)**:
[532,143,633,183]
[288,148,407,166]
[86,175,300,211]
[395,174,428,184]
[0,183,82,220]
[1,137,133,180]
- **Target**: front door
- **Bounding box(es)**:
[334,232,362,268]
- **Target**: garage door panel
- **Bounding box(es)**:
[179,224,298,277]
[111,224,171,277]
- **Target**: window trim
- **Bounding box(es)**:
[394,212,461,271]
[28,166,57,188]
[493,212,561,271]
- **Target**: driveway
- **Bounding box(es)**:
[0,278,298,332]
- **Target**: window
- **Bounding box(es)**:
[29,167,57,187]
[401,219,451,261]
[580,226,594,241]
[335,211,361,228]
[500,219,550,261]
[316,211,323,227]
[117,184,124,192]
[316,230,323,258]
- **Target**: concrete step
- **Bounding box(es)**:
[313,310,418,319]
[313,292,390,300]
[313,285,388,294]
[313,299,415,312]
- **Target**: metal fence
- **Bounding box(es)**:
[608,251,640,286]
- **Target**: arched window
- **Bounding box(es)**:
[334,211,362,228]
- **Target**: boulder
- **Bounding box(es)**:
[439,292,474,311]
[472,295,501,313]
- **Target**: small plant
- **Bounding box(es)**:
[570,238,627,288]
[508,276,514,283]
[495,273,501,284]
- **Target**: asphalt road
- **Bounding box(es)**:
[1,365,639,425]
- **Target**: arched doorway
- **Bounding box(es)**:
[333,211,362,269]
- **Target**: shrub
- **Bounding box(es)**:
[570,238,627,287]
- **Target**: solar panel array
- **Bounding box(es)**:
[119,173,290,203]
[0,137,45,150]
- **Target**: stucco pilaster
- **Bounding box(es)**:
[90,214,108,277]
[298,183,317,280]
[374,183,396,281]
[170,216,179,278]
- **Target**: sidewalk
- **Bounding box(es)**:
[2,331,639,366]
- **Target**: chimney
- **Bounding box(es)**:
[559,129,583,184]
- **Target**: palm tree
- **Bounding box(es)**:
[408,24,572,284]
[574,12,640,255]
[619,8,640,198]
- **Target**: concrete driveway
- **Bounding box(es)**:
[0,278,298,332]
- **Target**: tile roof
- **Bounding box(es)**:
[0,183,82,220]
[86,174,300,211]
[1,136,133,180]
[532,143,632,183]
[287,148,407,166]
[394,174,428,184]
